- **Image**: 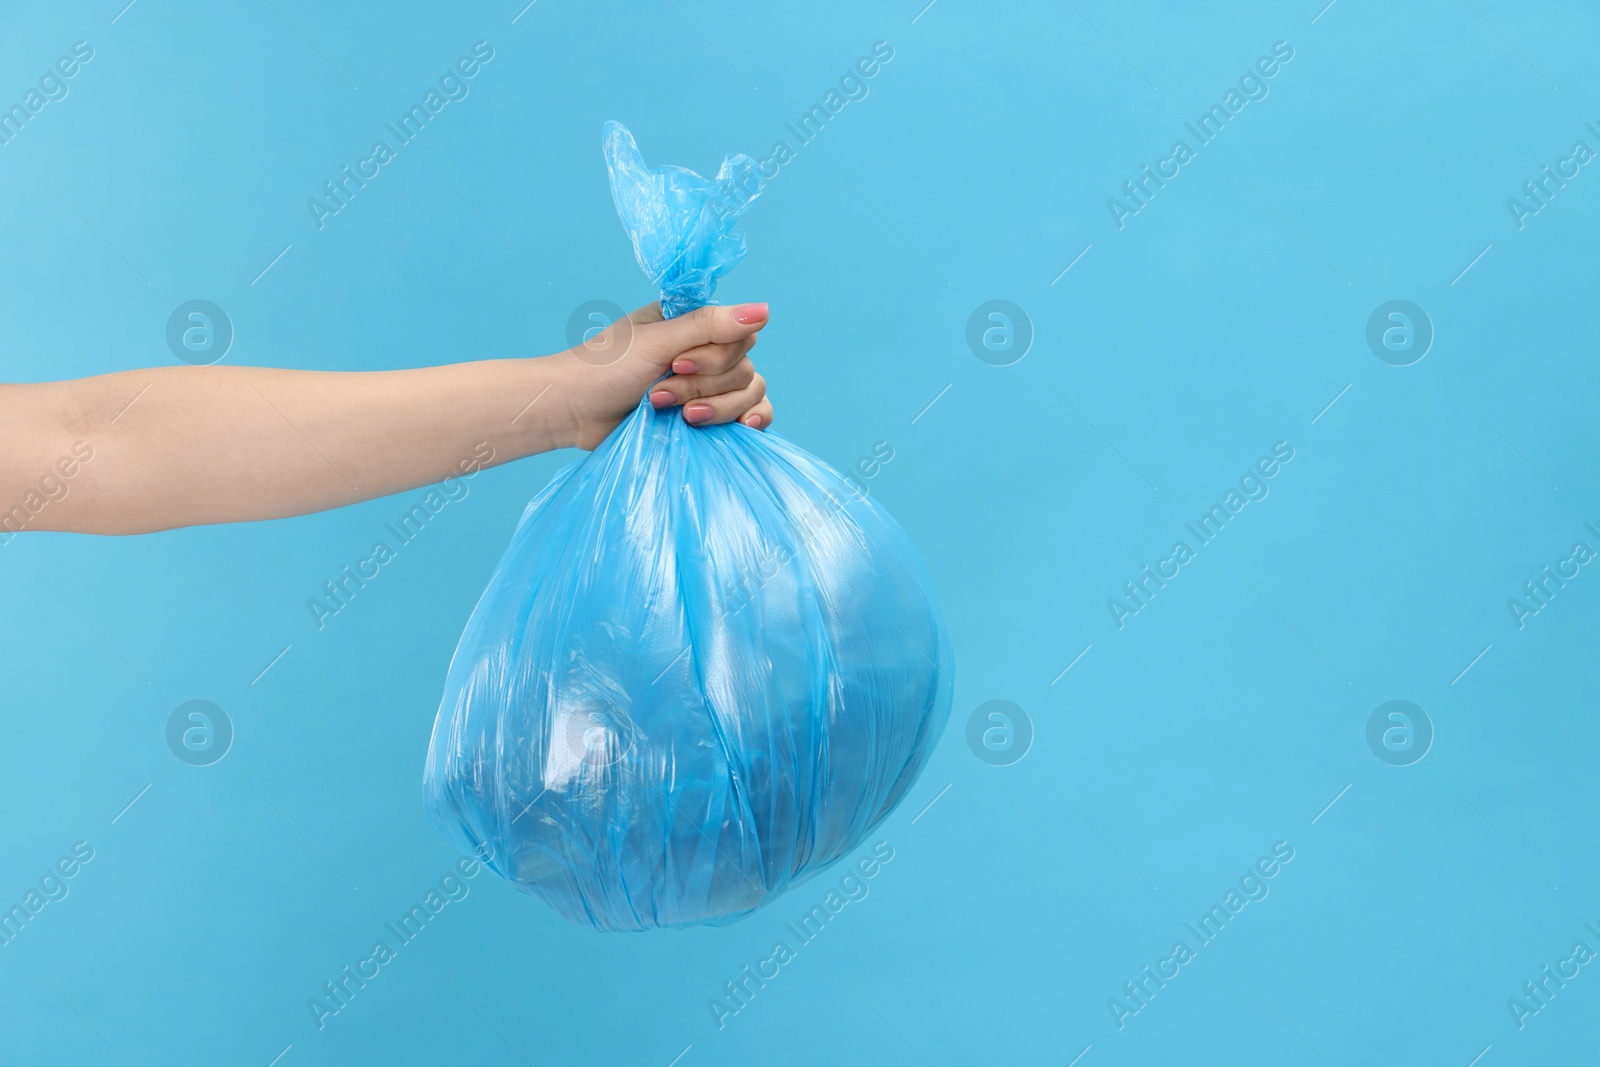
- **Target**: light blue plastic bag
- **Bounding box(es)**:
[423,122,952,931]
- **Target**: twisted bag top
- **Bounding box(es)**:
[422,122,953,931]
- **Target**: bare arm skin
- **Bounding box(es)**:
[0,302,771,535]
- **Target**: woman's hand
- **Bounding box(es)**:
[556,302,772,451]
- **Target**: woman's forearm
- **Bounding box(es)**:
[2,357,575,534]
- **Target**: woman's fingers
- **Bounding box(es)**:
[669,333,756,377]
[674,372,768,428]
[739,397,773,431]
[620,301,773,429]
[649,357,755,407]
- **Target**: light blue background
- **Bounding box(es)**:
[2,0,1597,1063]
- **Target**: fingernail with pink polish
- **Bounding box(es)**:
[684,404,713,424]
[733,303,768,325]
[650,391,675,409]
[671,359,698,375]
[744,414,763,429]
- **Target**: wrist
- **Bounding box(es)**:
[532,349,587,452]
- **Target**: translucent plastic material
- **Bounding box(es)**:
[423,122,952,931]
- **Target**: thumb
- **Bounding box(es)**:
[647,303,769,361]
